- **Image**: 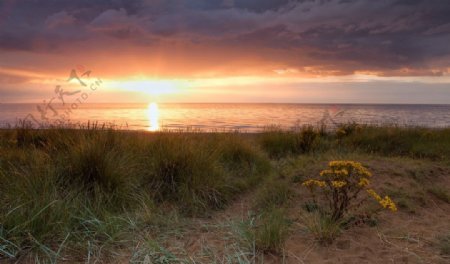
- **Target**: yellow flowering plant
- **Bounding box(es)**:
[302,160,396,221]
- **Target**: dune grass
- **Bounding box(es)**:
[234,207,290,254]
[259,125,318,158]
[0,126,273,261]
[0,124,449,261]
[337,124,450,159]
[300,212,341,246]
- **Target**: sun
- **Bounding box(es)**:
[111,79,184,95]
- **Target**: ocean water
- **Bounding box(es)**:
[0,103,449,132]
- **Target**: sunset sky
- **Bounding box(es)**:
[1,0,450,103]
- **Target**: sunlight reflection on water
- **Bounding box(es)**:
[147,102,159,131]
[1,103,449,132]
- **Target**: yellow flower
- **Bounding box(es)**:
[356,166,372,177]
[367,189,397,212]
[367,188,382,201]
[331,180,347,188]
[302,179,326,188]
[329,160,347,167]
[379,196,397,212]
[358,177,370,187]
[319,169,333,177]
[328,160,372,177]
[334,169,349,177]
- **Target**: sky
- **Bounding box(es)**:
[0,0,450,104]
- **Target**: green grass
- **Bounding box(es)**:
[0,124,449,261]
[253,179,292,212]
[235,208,290,254]
[141,133,270,214]
[300,212,341,245]
[56,133,140,208]
[337,125,450,160]
[0,127,273,261]
[259,125,319,158]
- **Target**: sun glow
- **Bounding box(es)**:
[108,79,186,95]
[147,102,160,131]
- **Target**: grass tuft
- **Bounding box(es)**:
[300,212,341,245]
[142,134,227,214]
[56,133,139,208]
[237,208,290,254]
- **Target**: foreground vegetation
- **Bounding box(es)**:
[0,124,449,263]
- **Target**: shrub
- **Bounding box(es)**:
[298,125,319,153]
[259,126,318,158]
[302,160,396,222]
[335,123,362,139]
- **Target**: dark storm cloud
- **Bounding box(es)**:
[1,0,450,76]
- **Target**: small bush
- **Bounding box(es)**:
[259,126,318,158]
[302,161,396,222]
[335,123,362,139]
[297,125,319,153]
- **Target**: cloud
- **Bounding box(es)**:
[90,8,133,30]
[45,11,76,29]
[0,73,30,84]
[0,0,449,77]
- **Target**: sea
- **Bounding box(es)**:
[0,103,449,132]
